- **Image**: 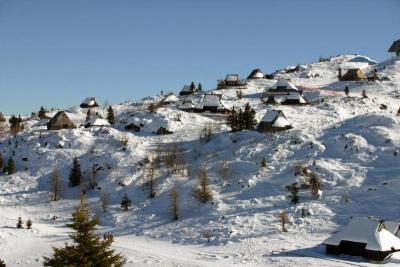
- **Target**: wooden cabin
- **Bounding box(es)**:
[194,94,227,113]
[247,69,264,80]
[338,68,368,81]
[280,92,309,105]
[80,97,99,108]
[257,110,292,132]
[47,111,77,130]
[388,39,400,58]
[217,74,246,89]
[160,93,180,105]
[323,217,400,262]
[265,79,299,95]
[179,84,200,96]
[178,100,195,112]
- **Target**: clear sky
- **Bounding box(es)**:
[0,0,399,115]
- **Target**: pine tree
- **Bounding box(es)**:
[16,217,23,229]
[69,157,82,187]
[289,183,299,204]
[344,86,349,96]
[49,167,63,201]
[120,194,131,211]
[9,115,22,137]
[7,157,15,174]
[85,109,91,123]
[226,107,239,132]
[190,81,196,92]
[107,106,115,125]
[43,196,126,266]
[26,219,32,229]
[170,187,179,221]
[197,83,202,91]
[0,258,6,267]
[243,103,257,130]
[236,90,242,100]
[38,106,48,119]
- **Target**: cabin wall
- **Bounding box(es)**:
[48,115,76,130]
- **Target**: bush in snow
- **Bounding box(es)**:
[236,90,242,100]
[120,193,132,211]
[308,172,321,199]
[260,157,267,168]
[362,89,368,98]
[69,157,82,187]
[287,183,299,204]
[9,115,22,137]
[16,217,23,229]
[26,219,32,229]
[43,196,126,266]
[193,164,213,204]
[7,157,15,175]
[49,167,64,201]
[0,259,5,267]
[148,103,157,113]
[199,124,213,143]
[170,187,179,221]
[38,106,48,119]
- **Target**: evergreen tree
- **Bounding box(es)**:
[190,81,196,92]
[38,106,48,119]
[43,196,126,266]
[69,157,82,187]
[107,106,115,125]
[193,164,212,203]
[344,86,349,96]
[197,83,202,91]
[120,194,131,211]
[226,107,239,132]
[9,115,22,137]
[7,157,15,174]
[16,217,23,229]
[243,103,257,130]
[26,219,32,229]
[260,157,267,168]
[85,109,91,123]
[308,172,321,199]
[289,183,299,204]
[0,258,6,267]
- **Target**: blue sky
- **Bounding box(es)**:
[0,0,399,115]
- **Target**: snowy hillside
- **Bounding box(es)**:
[1,55,400,266]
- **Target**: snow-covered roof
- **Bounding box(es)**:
[270,79,298,91]
[86,118,110,127]
[285,92,308,103]
[162,93,179,103]
[178,100,194,110]
[226,74,239,82]
[248,69,264,79]
[272,116,290,128]
[81,97,97,106]
[261,110,283,123]
[323,217,400,252]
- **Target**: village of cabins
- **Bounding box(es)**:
[2,38,400,263]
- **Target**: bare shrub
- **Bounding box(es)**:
[279,212,288,232]
[193,163,212,203]
[170,187,179,220]
[49,167,64,201]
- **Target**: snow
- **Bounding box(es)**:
[2,54,400,266]
[272,116,290,128]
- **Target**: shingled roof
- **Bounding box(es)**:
[388,39,400,52]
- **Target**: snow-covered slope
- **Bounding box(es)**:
[1,55,400,266]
